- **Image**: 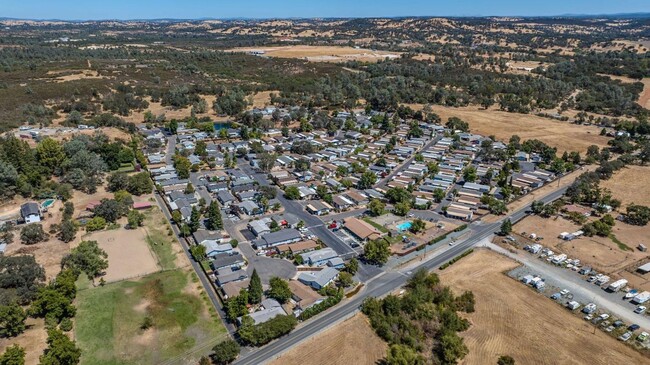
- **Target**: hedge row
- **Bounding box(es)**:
[439,249,474,270]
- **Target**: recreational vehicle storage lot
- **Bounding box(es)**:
[438,249,649,365]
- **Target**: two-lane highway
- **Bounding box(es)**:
[234,180,573,364]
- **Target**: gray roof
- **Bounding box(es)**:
[245,306,286,325]
[216,270,248,285]
[301,248,338,265]
[262,229,302,246]
[298,267,339,289]
[193,230,223,244]
[217,190,236,203]
[211,253,245,270]
[20,202,40,217]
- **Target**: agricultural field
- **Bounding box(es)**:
[226,45,401,63]
[439,249,649,365]
[409,104,610,154]
[268,313,387,365]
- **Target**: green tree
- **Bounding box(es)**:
[368,199,385,217]
[357,171,377,190]
[173,155,191,179]
[463,166,477,183]
[210,339,240,365]
[409,219,426,234]
[386,344,425,365]
[258,153,276,172]
[498,355,515,365]
[62,240,108,281]
[107,172,129,192]
[127,210,145,228]
[0,344,25,365]
[0,303,27,338]
[393,202,411,217]
[500,219,512,236]
[345,258,359,275]
[40,328,81,365]
[58,220,77,243]
[93,199,124,222]
[205,201,223,230]
[248,269,263,305]
[364,239,390,265]
[29,287,76,322]
[20,224,47,245]
[268,277,292,304]
[189,206,201,233]
[189,245,206,261]
[85,217,106,232]
[439,332,468,364]
[337,271,354,288]
[36,138,65,175]
[126,172,153,195]
[284,186,301,200]
[626,204,650,226]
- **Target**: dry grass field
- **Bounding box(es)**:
[268,313,387,365]
[439,249,649,365]
[513,215,646,274]
[0,318,48,365]
[601,165,650,207]
[409,105,610,154]
[250,90,278,108]
[226,45,401,63]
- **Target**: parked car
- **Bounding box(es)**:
[560,289,570,296]
[637,332,649,342]
[619,332,633,342]
[605,326,615,332]
[628,324,640,331]
[634,306,647,314]
[613,320,625,328]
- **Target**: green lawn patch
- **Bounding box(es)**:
[609,234,633,252]
[117,163,135,172]
[145,212,178,271]
[76,269,227,365]
[362,218,389,233]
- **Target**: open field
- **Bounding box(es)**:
[408,104,610,154]
[250,90,278,108]
[82,224,160,283]
[513,215,646,275]
[226,45,401,63]
[268,313,387,365]
[76,269,227,365]
[438,249,649,365]
[601,165,650,207]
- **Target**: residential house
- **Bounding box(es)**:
[300,248,338,267]
[20,202,41,224]
[306,201,333,216]
[254,228,302,249]
[343,217,383,242]
[210,253,245,271]
[298,267,339,290]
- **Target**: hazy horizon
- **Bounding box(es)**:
[2,0,649,21]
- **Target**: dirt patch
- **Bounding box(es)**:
[269,313,386,365]
[250,90,278,108]
[408,104,610,154]
[226,46,401,63]
[601,165,650,207]
[0,318,48,365]
[81,226,160,283]
[439,249,649,365]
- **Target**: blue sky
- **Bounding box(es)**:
[2,0,649,20]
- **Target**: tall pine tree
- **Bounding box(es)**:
[205,201,223,230]
[248,269,263,304]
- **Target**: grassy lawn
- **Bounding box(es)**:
[76,269,228,365]
[145,209,178,271]
[363,217,389,233]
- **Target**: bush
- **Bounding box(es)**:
[298,289,343,321]
[59,317,73,332]
[210,339,240,365]
[20,224,48,245]
[85,217,106,232]
[440,249,474,270]
[237,314,297,346]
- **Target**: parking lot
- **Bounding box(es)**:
[509,264,650,348]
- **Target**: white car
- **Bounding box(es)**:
[634,306,647,314]
[560,289,570,296]
[619,332,633,342]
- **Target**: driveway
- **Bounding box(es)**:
[239,241,296,285]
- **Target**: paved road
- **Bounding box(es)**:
[376,134,441,187]
[153,193,237,336]
[486,242,650,330]
[234,180,572,364]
